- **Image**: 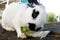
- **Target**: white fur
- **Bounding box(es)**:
[2,3,28,38]
[2,2,49,38]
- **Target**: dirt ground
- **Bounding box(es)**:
[0,22,60,40]
[0,24,43,40]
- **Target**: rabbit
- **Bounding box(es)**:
[2,0,50,39]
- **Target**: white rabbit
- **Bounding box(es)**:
[2,2,50,39]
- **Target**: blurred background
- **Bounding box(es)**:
[0,0,60,23]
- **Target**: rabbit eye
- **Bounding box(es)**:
[32,9,39,19]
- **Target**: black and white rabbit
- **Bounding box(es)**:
[2,0,50,38]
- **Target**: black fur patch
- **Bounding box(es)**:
[28,0,40,5]
[28,23,41,31]
[35,27,41,31]
[28,23,36,31]
[32,9,39,19]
